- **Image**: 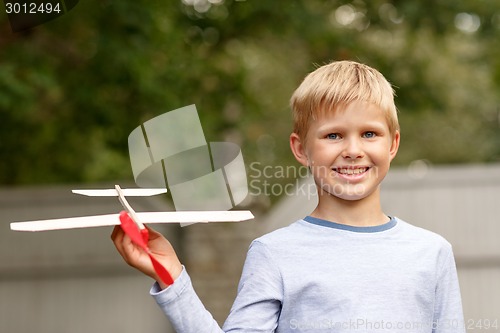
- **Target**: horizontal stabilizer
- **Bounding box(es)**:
[72,188,168,197]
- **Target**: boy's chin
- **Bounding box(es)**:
[318,184,374,201]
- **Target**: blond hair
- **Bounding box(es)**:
[291,60,399,140]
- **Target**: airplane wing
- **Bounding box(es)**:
[10,210,254,232]
[72,188,168,196]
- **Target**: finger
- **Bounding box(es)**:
[110,225,121,241]
[112,226,137,264]
[144,224,158,234]
[119,231,135,259]
[112,227,127,258]
[145,224,164,240]
[120,230,148,265]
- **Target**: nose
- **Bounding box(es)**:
[342,137,364,159]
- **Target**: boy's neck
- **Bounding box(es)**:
[310,188,389,227]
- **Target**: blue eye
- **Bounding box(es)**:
[363,131,376,138]
[327,133,339,140]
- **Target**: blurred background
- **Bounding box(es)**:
[1,0,499,332]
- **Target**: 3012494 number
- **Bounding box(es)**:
[5,2,61,14]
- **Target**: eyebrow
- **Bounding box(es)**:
[316,121,387,133]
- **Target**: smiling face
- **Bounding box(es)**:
[290,100,400,202]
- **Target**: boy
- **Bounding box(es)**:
[111,60,465,332]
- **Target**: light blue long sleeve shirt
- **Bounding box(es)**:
[151,217,465,332]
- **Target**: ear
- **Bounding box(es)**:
[290,133,310,167]
[389,130,400,162]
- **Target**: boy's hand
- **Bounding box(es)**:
[111,225,183,290]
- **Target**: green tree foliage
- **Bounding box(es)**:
[0,0,499,188]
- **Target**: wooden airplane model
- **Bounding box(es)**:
[10,185,254,232]
[10,185,254,285]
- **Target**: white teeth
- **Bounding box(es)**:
[335,168,367,175]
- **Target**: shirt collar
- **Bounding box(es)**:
[303,215,397,233]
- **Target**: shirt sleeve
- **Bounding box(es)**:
[151,266,224,333]
[433,246,465,333]
[150,240,283,333]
